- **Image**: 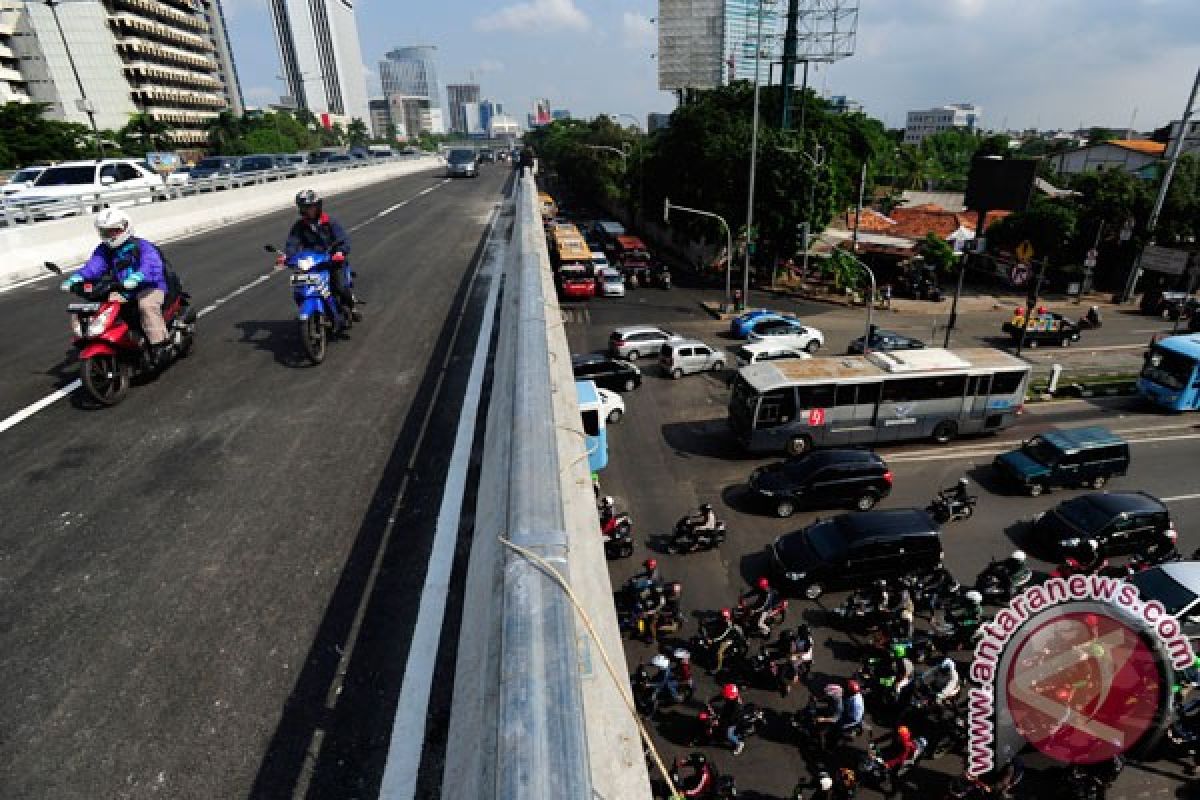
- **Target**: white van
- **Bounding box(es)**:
[731,341,812,368]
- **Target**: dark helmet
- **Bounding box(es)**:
[796,622,811,639]
[700,503,713,513]
[295,188,322,213]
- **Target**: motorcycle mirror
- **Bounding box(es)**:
[264,244,278,253]
[44,261,62,275]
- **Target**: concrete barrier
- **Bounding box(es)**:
[0,156,441,288]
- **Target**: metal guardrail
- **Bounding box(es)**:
[496,174,593,799]
[0,154,430,227]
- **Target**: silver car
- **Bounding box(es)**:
[608,325,680,360]
[659,338,726,378]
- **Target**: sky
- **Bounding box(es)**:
[220,0,1200,133]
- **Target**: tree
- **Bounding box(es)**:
[1156,153,1200,247]
[347,117,369,147]
[0,102,91,167]
[918,231,957,277]
[1087,127,1117,145]
[116,112,172,156]
[985,196,1079,265]
[206,110,246,155]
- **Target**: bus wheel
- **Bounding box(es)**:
[786,435,812,457]
[932,421,958,445]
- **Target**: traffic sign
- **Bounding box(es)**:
[1016,240,1034,263]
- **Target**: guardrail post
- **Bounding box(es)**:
[1048,363,1063,395]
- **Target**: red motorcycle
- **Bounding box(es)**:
[48,262,194,405]
[599,499,634,559]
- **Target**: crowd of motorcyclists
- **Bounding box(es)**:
[606,492,1187,800]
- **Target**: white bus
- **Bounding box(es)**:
[728,348,1031,455]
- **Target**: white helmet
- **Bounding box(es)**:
[650,654,670,670]
[94,208,133,249]
[818,773,834,791]
[965,590,983,605]
[1011,550,1026,564]
[673,648,690,662]
[601,496,614,507]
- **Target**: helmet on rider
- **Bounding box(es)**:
[700,503,713,513]
[874,579,888,589]
[796,623,811,639]
[651,654,669,670]
[958,477,969,488]
[601,495,614,507]
[667,581,682,598]
[674,648,690,662]
[756,577,770,591]
[644,558,657,571]
[295,188,322,218]
[938,657,955,674]
[891,643,908,658]
[818,773,834,791]
[965,590,983,606]
[847,679,861,694]
[897,725,912,742]
[94,208,133,249]
[722,683,740,701]
[824,683,844,698]
[720,608,732,621]
[1010,550,1026,564]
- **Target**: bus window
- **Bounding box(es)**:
[991,371,1025,395]
[757,388,797,427]
[796,383,834,409]
[834,384,858,407]
[883,375,966,403]
[582,409,600,437]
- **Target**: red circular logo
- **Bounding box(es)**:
[1005,610,1164,764]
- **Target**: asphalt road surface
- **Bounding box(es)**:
[567,283,1200,800]
[0,165,511,799]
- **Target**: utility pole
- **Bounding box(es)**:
[743,0,766,309]
[851,160,866,254]
[780,0,800,129]
[944,207,986,348]
[1120,66,1200,303]
[1015,258,1049,357]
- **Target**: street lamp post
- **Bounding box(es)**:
[840,249,878,355]
[743,0,767,309]
[665,197,734,309]
[615,113,645,221]
[35,0,104,157]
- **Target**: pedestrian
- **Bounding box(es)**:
[882,283,893,309]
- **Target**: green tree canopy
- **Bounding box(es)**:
[0,102,92,167]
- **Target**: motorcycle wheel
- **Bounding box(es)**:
[82,355,131,406]
[300,315,327,364]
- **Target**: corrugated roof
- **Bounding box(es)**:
[1110,139,1167,156]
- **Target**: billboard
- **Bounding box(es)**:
[658,0,723,90]
[1140,245,1191,276]
[964,157,1037,212]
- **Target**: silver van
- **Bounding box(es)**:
[659,338,726,378]
[731,341,812,368]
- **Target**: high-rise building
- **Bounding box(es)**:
[445,82,480,133]
[531,97,550,127]
[268,0,370,125]
[658,0,782,90]
[6,0,243,146]
[368,97,391,139]
[647,112,671,133]
[904,103,982,145]
[0,2,33,105]
[380,46,441,113]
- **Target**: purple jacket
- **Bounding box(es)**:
[77,238,168,293]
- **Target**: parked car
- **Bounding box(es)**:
[1130,562,1200,639]
[590,250,611,270]
[747,449,893,517]
[597,387,625,423]
[1033,491,1177,559]
[846,328,926,355]
[1141,290,1198,320]
[445,148,478,178]
[768,509,943,599]
[731,310,788,339]
[993,426,1130,497]
[659,338,726,378]
[572,353,642,392]
[190,156,240,181]
[608,325,680,360]
[164,166,191,187]
[1001,310,1082,348]
[596,267,626,297]
[236,154,280,176]
[2,165,49,196]
[746,317,824,352]
[325,154,353,164]
[731,341,811,368]
[7,159,164,219]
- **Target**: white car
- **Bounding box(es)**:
[597,387,625,423]
[746,318,824,352]
[597,267,625,297]
[590,250,610,270]
[2,165,49,196]
[8,159,164,219]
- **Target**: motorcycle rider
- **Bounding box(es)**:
[835,680,866,744]
[709,683,747,755]
[708,608,746,675]
[642,581,683,643]
[941,477,971,507]
[888,643,917,701]
[62,209,176,368]
[739,577,781,637]
[277,189,359,320]
[1085,305,1101,328]
[813,683,845,747]
[674,503,718,548]
[629,558,661,592]
[873,725,919,794]
[773,624,814,696]
[920,658,962,705]
[648,653,683,704]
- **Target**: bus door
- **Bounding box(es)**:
[828,382,881,445]
[967,374,991,420]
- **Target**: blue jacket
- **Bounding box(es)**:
[285,213,350,260]
[78,238,168,293]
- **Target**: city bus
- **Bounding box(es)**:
[576,380,609,472]
[552,226,596,300]
[1137,333,1200,411]
[728,347,1031,455]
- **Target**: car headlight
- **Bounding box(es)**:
[785,571,805,582]
[756,488,774,496]
[1060,537,1081,549]
[86,306,117,337]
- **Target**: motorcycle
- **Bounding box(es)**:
[975,558,1032,603]
[600,506,634,559]
[1063,757,1122,800]
[265,244,355,365]
[927,491,977,524]
[858,737,926,790]
[667,516,727,554]
[691,618,748,673]
[666,753,736,799]
[1077,309,1103,330]
[828,590,882,632]
[736,597,788,636]
[47,262,195,406]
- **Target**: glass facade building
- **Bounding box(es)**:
[380,46,441,112]
[269,0,370,124]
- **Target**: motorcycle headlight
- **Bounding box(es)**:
[785,571,805,582]
[1060,537,1081,549]
[86,307,117,337]
[297,256,315,272]
[71,315,83,337]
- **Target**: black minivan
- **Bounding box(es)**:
[768,509,943,599]
[747,449,893,516]
[993,426,1130,497]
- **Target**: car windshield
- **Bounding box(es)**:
[447,149,475,164]
[241,157,272,169]
[1141,347,1196,391]
[805,520,847,563]
[1055,497,1114,534]
[34,166,95,186]
[1022,435,1062,465]
[604,273,622,283]
[1131,569,1199,616]
[10,168,42,182]
[196,158,225,169]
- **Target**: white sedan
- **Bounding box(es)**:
[597,387,625,423]
[746,317,824,352]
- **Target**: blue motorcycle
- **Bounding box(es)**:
[264,244,353,364]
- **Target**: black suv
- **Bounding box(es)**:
[747,449,893,517]
[846,329,926,355]
[768,509,943,599]
[572,353,642,392]
[1033,491,1177,558]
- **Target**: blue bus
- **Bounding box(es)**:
[1138,334,1200,411]
[576,380,609,472]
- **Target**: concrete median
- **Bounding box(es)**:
[0,156,441,289]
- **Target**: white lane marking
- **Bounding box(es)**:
[377,202,504,800]
[0,380,83,434]
[1162,493,1200,503]
[887,421,1200,460]
[888,432,1200,463]
[0,271,56,293]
